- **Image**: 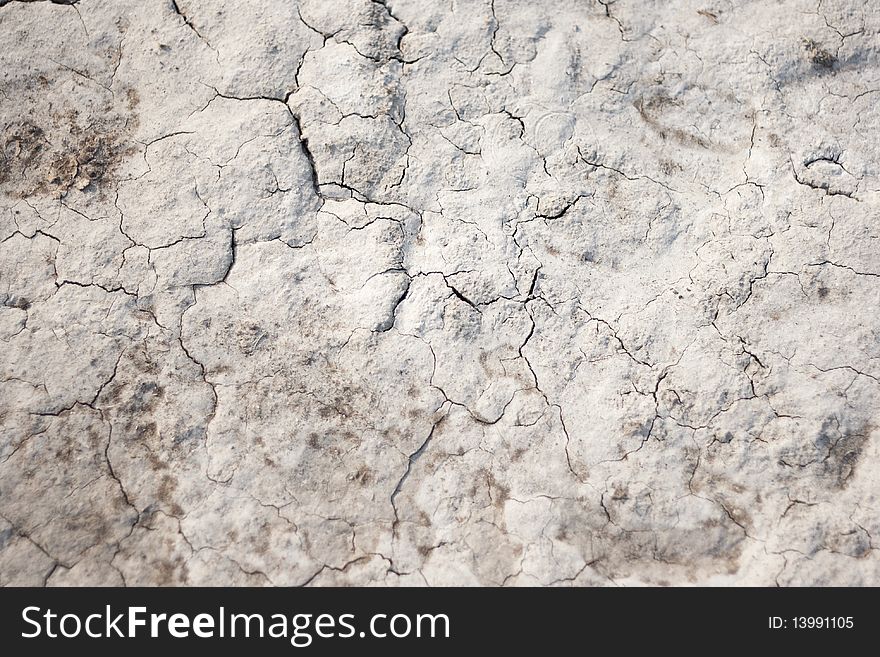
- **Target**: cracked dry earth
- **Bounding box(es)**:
[1,0,880,588]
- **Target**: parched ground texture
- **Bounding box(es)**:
[1,0,879,586]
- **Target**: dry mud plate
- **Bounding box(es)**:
[1,0,879,587]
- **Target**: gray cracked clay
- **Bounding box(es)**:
[1,0,879,586]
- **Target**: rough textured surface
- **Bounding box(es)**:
[2,0,879,587]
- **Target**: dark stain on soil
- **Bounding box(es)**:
[1,79,139,199]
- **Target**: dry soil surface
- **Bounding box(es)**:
[2,0,880,586]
